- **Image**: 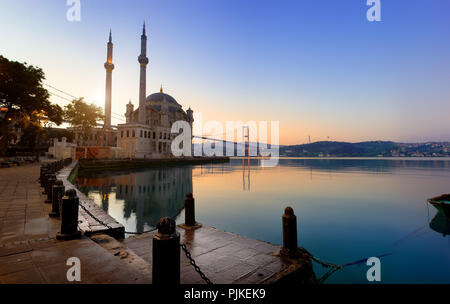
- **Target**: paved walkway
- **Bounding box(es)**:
[124,226,315,284]
[0,163,314,284]
[0,163,151,284]
[0,164,59,245]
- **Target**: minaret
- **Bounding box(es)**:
[104,29,114,129]
[138,22,149,124]
[125,100,134,123]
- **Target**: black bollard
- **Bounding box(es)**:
[40,168,49,187]
[179,193,202,229]
[185,193,196,226]
[152,217,180,284]
[42,172,53,194]
[45,175,56,204]
[281,206,300,257]
[56,189,81,240]
[49,180,65,217]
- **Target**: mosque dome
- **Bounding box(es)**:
[146,90,179,106]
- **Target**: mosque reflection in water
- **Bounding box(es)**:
[76,167,192,233]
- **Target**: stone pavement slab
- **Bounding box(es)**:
[0,164,151,284]
[122,226,313,284]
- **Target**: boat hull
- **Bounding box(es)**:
[427,194,450,219]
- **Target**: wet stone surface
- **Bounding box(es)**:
[0,163,313,284]
[0,163,150,284]
[123,226,309,284]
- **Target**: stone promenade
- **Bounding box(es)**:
[0,162,315,284]
[0,163,151,284]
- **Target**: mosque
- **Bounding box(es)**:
[72,23,194,159]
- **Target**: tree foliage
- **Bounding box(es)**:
[64,98,104,145]
[0,55,63,155]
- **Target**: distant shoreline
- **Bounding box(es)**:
[231,156,450,161]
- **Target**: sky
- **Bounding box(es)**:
[0,0,449,145]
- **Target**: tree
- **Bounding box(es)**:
[64,98,104,145]
[0,55,63,157]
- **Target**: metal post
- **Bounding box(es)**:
[49,180,65,217]
[184,192,196,226]
[42,172,53,195]
[56,189,81,240]
[45,175,56,204]
[40,171,47,189]
[152,217,180,284]
[40,168,49,187]
[281,206,300,257]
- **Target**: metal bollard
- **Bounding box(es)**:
[49,180,65,217]
[179,193,202,229]
[45,175,56,204]
[56,189,81,240]
[42,172,53,194]
[40,168,49,187]
[281,206,300,257]
[152,217,180,284]
[184,192,196,226]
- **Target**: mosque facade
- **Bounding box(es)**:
[116,23,194,159]
[72,24,194,159]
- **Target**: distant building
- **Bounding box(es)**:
[71,126,118,147]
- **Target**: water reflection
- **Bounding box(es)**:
[75,158,450,283]
[242,157,251,191]
[76,167,192,233]
[429,211,450,236]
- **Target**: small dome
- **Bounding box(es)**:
[146,92,179,105]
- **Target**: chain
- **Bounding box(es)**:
[180,243,213,284]
[78,203,212,284]
[123,228,158,234]
[309,255,342,269]
[301,247,342,270]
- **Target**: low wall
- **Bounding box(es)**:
[57,161,125,239]
[78,156,230,171]
[75,146,121,160]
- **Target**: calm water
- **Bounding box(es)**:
[76,158,450,284]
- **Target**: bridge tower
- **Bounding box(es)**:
[242,126,250,156]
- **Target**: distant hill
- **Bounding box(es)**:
[280,141,450,157]
[192,140,450,157]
